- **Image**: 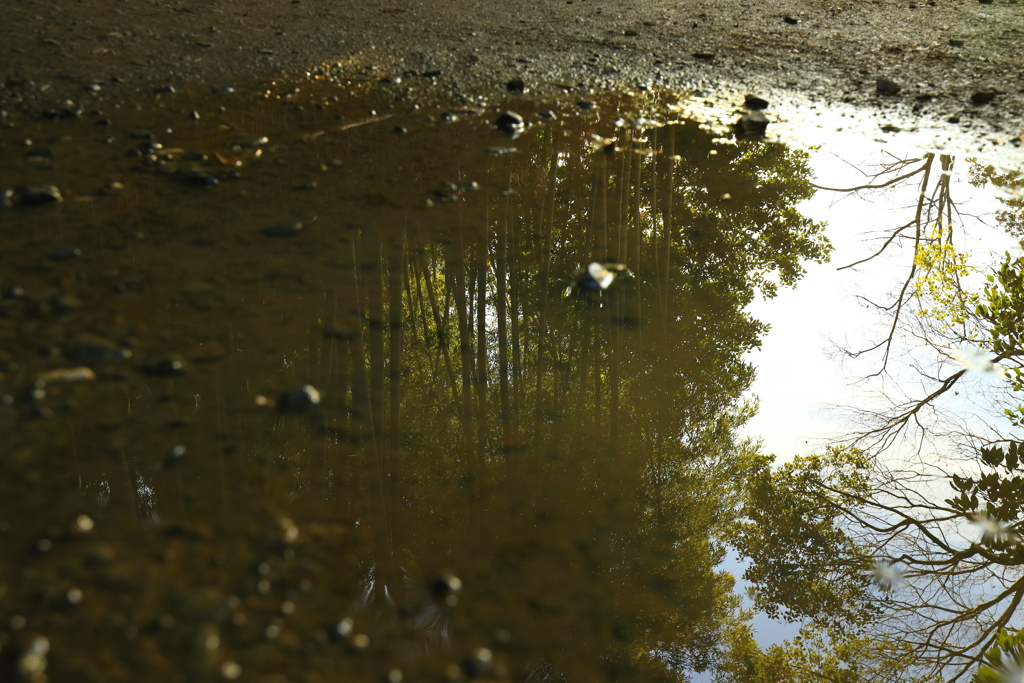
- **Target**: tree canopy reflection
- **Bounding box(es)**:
[313,116,829,680]
[721,154,1024,683]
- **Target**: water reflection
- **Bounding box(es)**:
[0,89,828,681]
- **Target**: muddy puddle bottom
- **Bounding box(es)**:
[0,82,828,682]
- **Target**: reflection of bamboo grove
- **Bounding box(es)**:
[309,122,829,677]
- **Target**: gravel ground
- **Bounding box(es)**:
[2,0,1023,142]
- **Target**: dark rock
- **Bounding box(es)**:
[691,53,715,61]
[393,125,407,134]
[14,184,63,206]
[948,39,965,47]
[130,131,154,140]
[462,648,494,679]
[188,110,200,120]
[154,85,175,94]
[971,89,997,105]
[25,299,52,318]
[50,294,82,313]
[86,544,116,566]
[171,169,219,187]
[577,100,597,110]
[49,247,81,260]
[182,152,208,162]
[428,573,462,601]
[94,118,112,126]
[947,116,961,124]
[876,79,901,96]
[495,110,525,134]
[141,354,187,376]
[25,148,55,160]
[506,78,527,93]
[744,94,769,110]
[278,385,320,413]
[263,219,303,237]
[422,70,442,78]
[64,335,131,365]
[735,111,769,136]
[240,136,269,148]
[539,111,556,120]
[783,15,799,24]
[164,445,186,467]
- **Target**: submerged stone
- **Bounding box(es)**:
[278,385,320,413]
[13,184,63,206]
[64,335,131,365]
[171,168,219,187]
[262,219,303,236]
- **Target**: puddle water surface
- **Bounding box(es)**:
[3,80,1015,682]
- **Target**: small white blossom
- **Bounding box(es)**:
[869,559,906,593]
[972,512,1021,546]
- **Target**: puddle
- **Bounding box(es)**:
[0,76,1019,681]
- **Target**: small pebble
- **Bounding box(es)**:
[14,184,63,206]
[263,219,303,237]
[495,110,525,134]
[25,148,55,160]
[142,354,187,376]
[49,247,81,260]
[65,335,131,365]
[171,169,219,187]
[221,662,242,680]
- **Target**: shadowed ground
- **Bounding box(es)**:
[2,0,1023,141]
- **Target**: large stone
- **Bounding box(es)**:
[736,111,769,136]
